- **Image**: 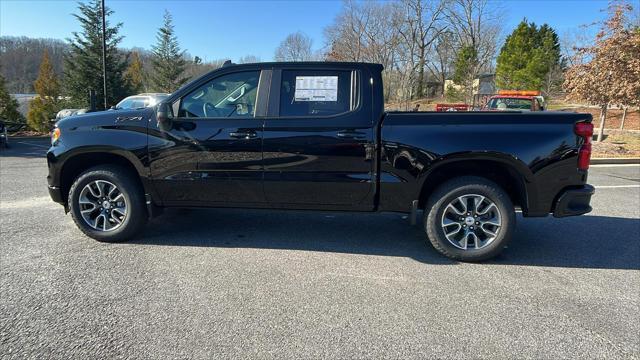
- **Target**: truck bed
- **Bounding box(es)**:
[377,111,592,215]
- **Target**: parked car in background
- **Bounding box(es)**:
[0,120,8,148]
[113,93,170,110]
[482,90,546,111]
[56,108,89,121]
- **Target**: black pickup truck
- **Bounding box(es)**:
[47,62,595,261]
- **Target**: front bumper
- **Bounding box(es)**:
[553,184,595,217]
[48,185,64,204]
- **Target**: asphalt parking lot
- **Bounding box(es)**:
[1,138,639,359]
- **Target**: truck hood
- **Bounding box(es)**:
[55,108,155,130]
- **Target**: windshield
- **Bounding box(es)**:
[486,98,533,111]
[151,95,169,106]
[116,95,169,110]
[116,97,146,110]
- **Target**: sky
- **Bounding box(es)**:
[0,0,613,62]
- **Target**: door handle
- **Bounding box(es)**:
[229,131,257,139]
[336,130,367,139]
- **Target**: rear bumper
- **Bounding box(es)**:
[553,184,594,218]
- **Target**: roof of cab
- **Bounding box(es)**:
[223,61,384,71]
[169,61,384,102]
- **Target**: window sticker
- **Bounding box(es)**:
[294,76,338,102]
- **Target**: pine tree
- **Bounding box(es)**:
[0,70,23,124]
[451,45,478,102]
[27,51,61,132]
[495,20,562,91]
[151,10,187,92]
[64,0,130,109]
[125,51,146,93]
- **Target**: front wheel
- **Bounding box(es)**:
[68,165,147,242]
[425,176,516,261]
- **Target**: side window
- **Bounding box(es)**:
[178,71,260,118]
[131,98,146,109]
[280,70,354,117]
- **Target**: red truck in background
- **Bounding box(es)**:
[435,91,546,112]
[434,103,471,112]
[481,90,546,111]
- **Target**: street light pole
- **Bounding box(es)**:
[100,0,108,109]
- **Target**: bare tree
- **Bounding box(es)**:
[324,0,502,105]
[325,0,403,101]
[560,28,591,68]
[396,0,446,98]
[444,0,503,93]
[564,2,640,141]
[427,30,457,96]
[274,32,313,61]
[238,55,261,64]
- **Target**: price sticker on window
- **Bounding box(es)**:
[294,76,338,102]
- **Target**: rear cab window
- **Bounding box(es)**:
[279,70,358,117]
[487,97,533,111]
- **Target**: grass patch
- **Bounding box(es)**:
[592,130,640,158]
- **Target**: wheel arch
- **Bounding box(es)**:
[417,155,533,214]
[58,149,148,205]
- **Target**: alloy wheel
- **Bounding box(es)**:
[440,194,502,250]
[78,180,128,231]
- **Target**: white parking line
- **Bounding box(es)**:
[594,185,640,189]
[0,196,55,209]
[591,164,640,168]
[16,141,50,149]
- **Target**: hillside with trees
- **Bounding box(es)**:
[0,36,68,94]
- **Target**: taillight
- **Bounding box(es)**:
[575,122,593,138]
[575,122,593,170]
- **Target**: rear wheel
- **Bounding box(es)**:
[425,176,515,261]
[68,165,146,242]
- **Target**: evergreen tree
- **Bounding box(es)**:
[495,20,562,91]
[451,45,478,102]
[28,51,62,132]
[151,10,187,92]
[0,69,23,123]
[125,51,146,93]
[64,0,130,109]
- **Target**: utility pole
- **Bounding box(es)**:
[101,0,108,109]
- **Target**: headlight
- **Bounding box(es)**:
[51,127,61,145]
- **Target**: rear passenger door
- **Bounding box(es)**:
[262,66,376,210]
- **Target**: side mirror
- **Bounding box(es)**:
[109,105,116,110]
[156,102,173,131]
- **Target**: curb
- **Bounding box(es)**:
[591,158,640,164]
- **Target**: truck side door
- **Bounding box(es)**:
[262,67,375,210]
[149,69,267,206]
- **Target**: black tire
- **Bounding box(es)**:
[68,165,147,242]
[425,176,515,262]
